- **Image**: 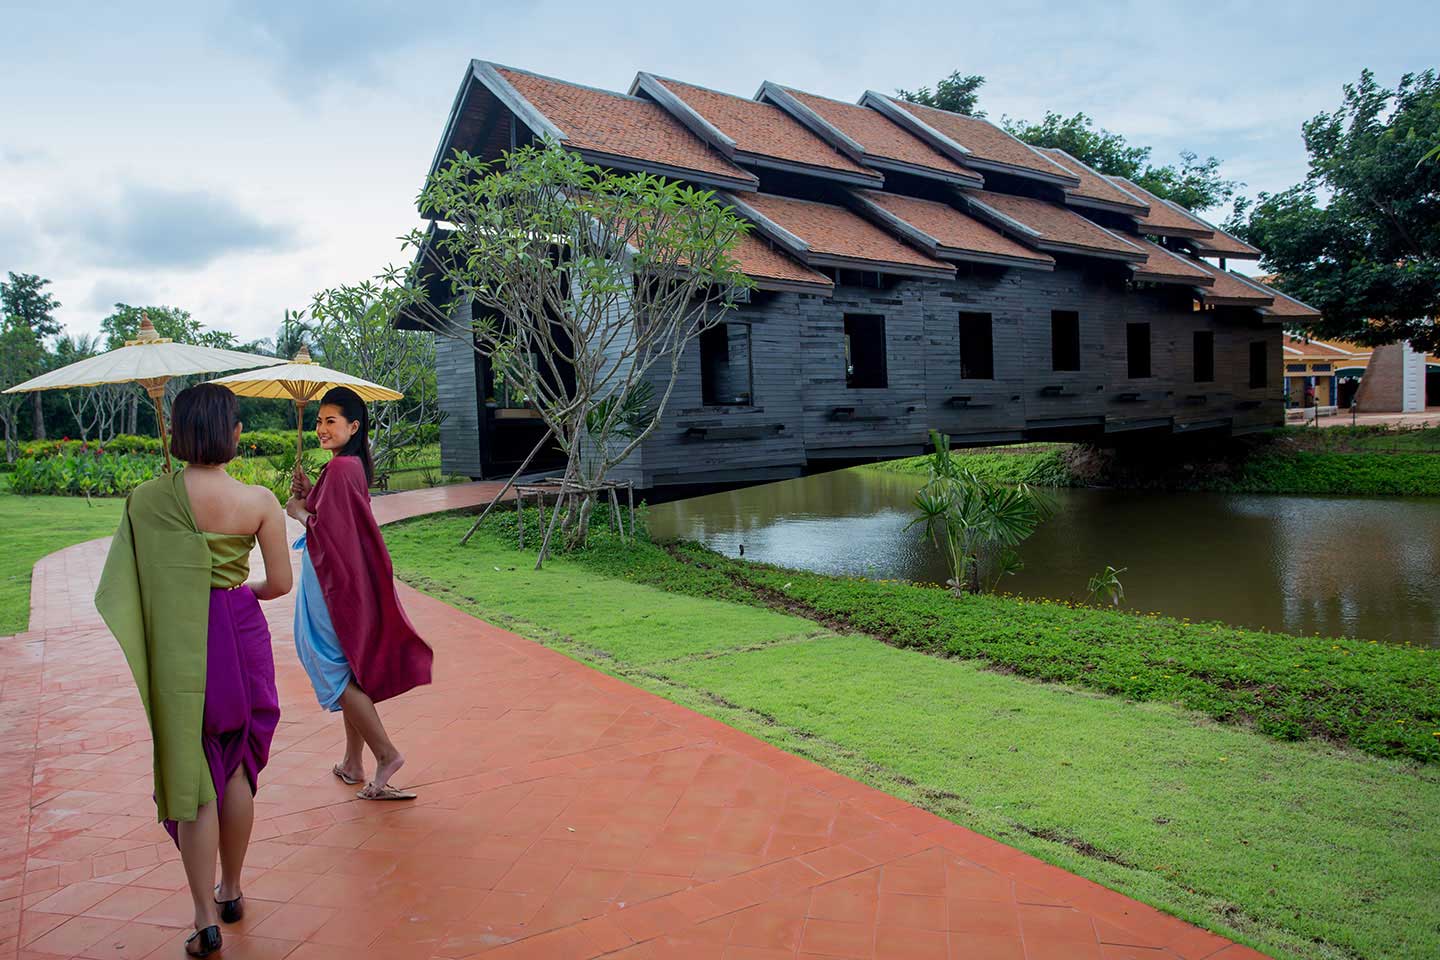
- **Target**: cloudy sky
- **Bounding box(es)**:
[3,0,1435,344]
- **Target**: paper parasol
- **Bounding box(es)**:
[2,313,286,471]
[210,345,403,460]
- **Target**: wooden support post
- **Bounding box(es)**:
[516,490,525,549]
[458,428,554,546]
[536,488,565,569]
[627,482,635,541]
[607,485,624,543]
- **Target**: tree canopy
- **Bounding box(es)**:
[1227,69,1440,351]
[895,72,1240,211]
[1,273,62,340]
[895,72,986,117]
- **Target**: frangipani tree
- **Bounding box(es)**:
[395,141,752,552]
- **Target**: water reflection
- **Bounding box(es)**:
[647,470,1440,646]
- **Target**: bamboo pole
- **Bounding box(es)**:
[141,379,172,472]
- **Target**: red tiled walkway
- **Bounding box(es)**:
[2,483,1266,960]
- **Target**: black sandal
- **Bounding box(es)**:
[215,893,243,923]
[185,925,222,957]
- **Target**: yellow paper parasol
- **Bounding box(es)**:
[210,345,403,461]
[2,313,286,471]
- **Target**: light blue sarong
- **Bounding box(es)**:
[292,533,352,712]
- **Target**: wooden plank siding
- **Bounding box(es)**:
[435,271,1283,488]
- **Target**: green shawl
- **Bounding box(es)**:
[95,469,215,823]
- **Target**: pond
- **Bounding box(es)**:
[646,468,1440,647]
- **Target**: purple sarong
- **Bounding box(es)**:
[164,586,279,843]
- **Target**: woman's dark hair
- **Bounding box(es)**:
[170,383,239,465]
[319,386,374,484]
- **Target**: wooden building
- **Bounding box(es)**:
[416,61,1320,488]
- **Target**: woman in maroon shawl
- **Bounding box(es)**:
[286,386,432,800]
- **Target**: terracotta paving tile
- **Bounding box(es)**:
[0,483,1265,960]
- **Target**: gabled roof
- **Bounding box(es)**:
[428,62,759,192]
[1108,177,1215,239]
[1233,275,1321,319]
[849,190,1053,271]
[1189,260,1276,308]
[1126,236,1215,286]
[1283,334,1365,359]
[861,93,1080,188]
[723,192,954,279]
[1039,149,1150,217]
[633,74,882,186]
[729,232,835,293]
[757,83,983,188]
[1187,224,1263,260]
[958,190,1146,262]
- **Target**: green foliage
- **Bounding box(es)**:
[1000,111,1240,211]
[907,431,1053,594]
[1,272,62,339]
[1228,69,1440,351]
[1210,450,1440,496]
[868,445,1078,487]
[98,303,203,349]
[10,451,164,497]
[895,71,986,116]
[1087,565,1127,608]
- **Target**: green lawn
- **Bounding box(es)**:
[387,514,1440,960]
[0,485,123,634]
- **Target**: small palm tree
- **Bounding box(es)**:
[1087,565,1127,607]
[906,430,1053,594]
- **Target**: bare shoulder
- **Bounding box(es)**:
[242,483,282,520]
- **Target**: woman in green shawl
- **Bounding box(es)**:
[96,384,292,957]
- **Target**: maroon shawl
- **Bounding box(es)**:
[304,455,432,703]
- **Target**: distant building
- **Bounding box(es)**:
[412,61,1324,487]
[1282,334,1439,412]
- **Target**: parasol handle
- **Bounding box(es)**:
[295,400,306,465]
[143,380,173,473]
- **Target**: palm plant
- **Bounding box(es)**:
[906,430,1053,595]
[1087,565,1127,607]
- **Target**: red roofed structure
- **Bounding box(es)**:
[422,59,1314,486]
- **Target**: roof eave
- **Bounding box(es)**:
[719,193,811,257]
[739,153,883,187]
[579,149,758,192]
[941,249,1055,271]
[1034,240,1146,263]
[805,252,955,280]
[751,275,835,294]
[867,157,984,188]
[755,82,870,166]
[1064,194,1149,218]
[631,72,739,158]
[1131,269,1215,287]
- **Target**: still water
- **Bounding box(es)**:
[647,469,1440,647]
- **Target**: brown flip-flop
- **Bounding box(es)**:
[332,765,361,785]
[357,783,417,801]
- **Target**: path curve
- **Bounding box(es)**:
[2,482,1266,960]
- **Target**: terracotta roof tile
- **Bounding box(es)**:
[1039,149,1149,214]
[962,191,1145,260]
[732,192,952,273]
[495,67,755,185]
[1190,260,1275,306]
[729,232,833,290]
[1284,334,1361,357]
[649,77,875,179]
[887,98,1076,182]
[1127,237,1214,285]
[1108,177,1215,238]
[853,190,1053,266]
[1190,228,1263,260]
[1247,279,1321,318]
[779,87,977,180]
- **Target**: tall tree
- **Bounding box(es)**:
[1228,69,1440,351]
[1,273,62,440]
[1000,111,1240,211]
[896,72,987,117]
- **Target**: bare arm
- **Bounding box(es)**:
[250,492,294,600]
